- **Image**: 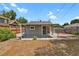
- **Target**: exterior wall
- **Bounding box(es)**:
[24,25,41,37]
[10,24,20,34]
[0,26,9,28]
[0,18,8,24]
[0,18,9,29]
[9,22,25,34]
[23,25,52,38]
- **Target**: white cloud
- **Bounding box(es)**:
[10,3,17,7]
[1,3,10,10]
[57,9,60,12]
[4,6,10,10]
[10,3,28,14]
[73,16,79,19]
[49,15,57,19]
[48,11,57,19]
[17,8,28,13]
[48,11,53,16]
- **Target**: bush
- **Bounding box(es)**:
[33,36,37,40]
[0,28,16,41]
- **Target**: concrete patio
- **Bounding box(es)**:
[16,32,77,40]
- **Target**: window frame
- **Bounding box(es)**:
[30,26,35,30]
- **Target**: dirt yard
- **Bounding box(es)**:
[0,39,52,56]
[0,39,79,56]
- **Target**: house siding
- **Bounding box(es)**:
[23,25,41,38]
[0,18,8,24]
[0,18,9,28]
[23,25,52,38]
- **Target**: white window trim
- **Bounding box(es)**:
[30,26,35,30]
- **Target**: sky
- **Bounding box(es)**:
[0,3,79,25]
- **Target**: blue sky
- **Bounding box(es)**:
[0,3,79,25]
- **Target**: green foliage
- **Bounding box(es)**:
[0,28,16,42]
[63,22,69,26]
[8,10,16,20]
[0,10,16,20]
[17,17,27,24]
[70,19,79,24]
[33,36,37,40]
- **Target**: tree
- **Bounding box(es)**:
[17,17,27,24]
[0,10,16,20]
[70,19,79,24]
[62,22,69,26]
[8,10,16,20]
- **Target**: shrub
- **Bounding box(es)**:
[0,28,16,42]
[33,36,37,40]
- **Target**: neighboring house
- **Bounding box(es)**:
[0,16,10,28]
[9,20,20,34]
[0,16,22,34]
[64,23,79,34]
[23,21,53,38]
[9,21,26,34]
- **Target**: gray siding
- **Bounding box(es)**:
[23,25,42,38]
[23,25,52,38]
[26,25,41,35]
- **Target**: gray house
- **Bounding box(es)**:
[23,21,53,38]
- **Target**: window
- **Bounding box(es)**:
[0,19,5,23]
[30,26,35,30]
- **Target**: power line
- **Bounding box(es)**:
[60,3,76,19]
[56,3,66,16]
[55,3,76,25]
[53,3,76,24]
[50,4,66,23]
